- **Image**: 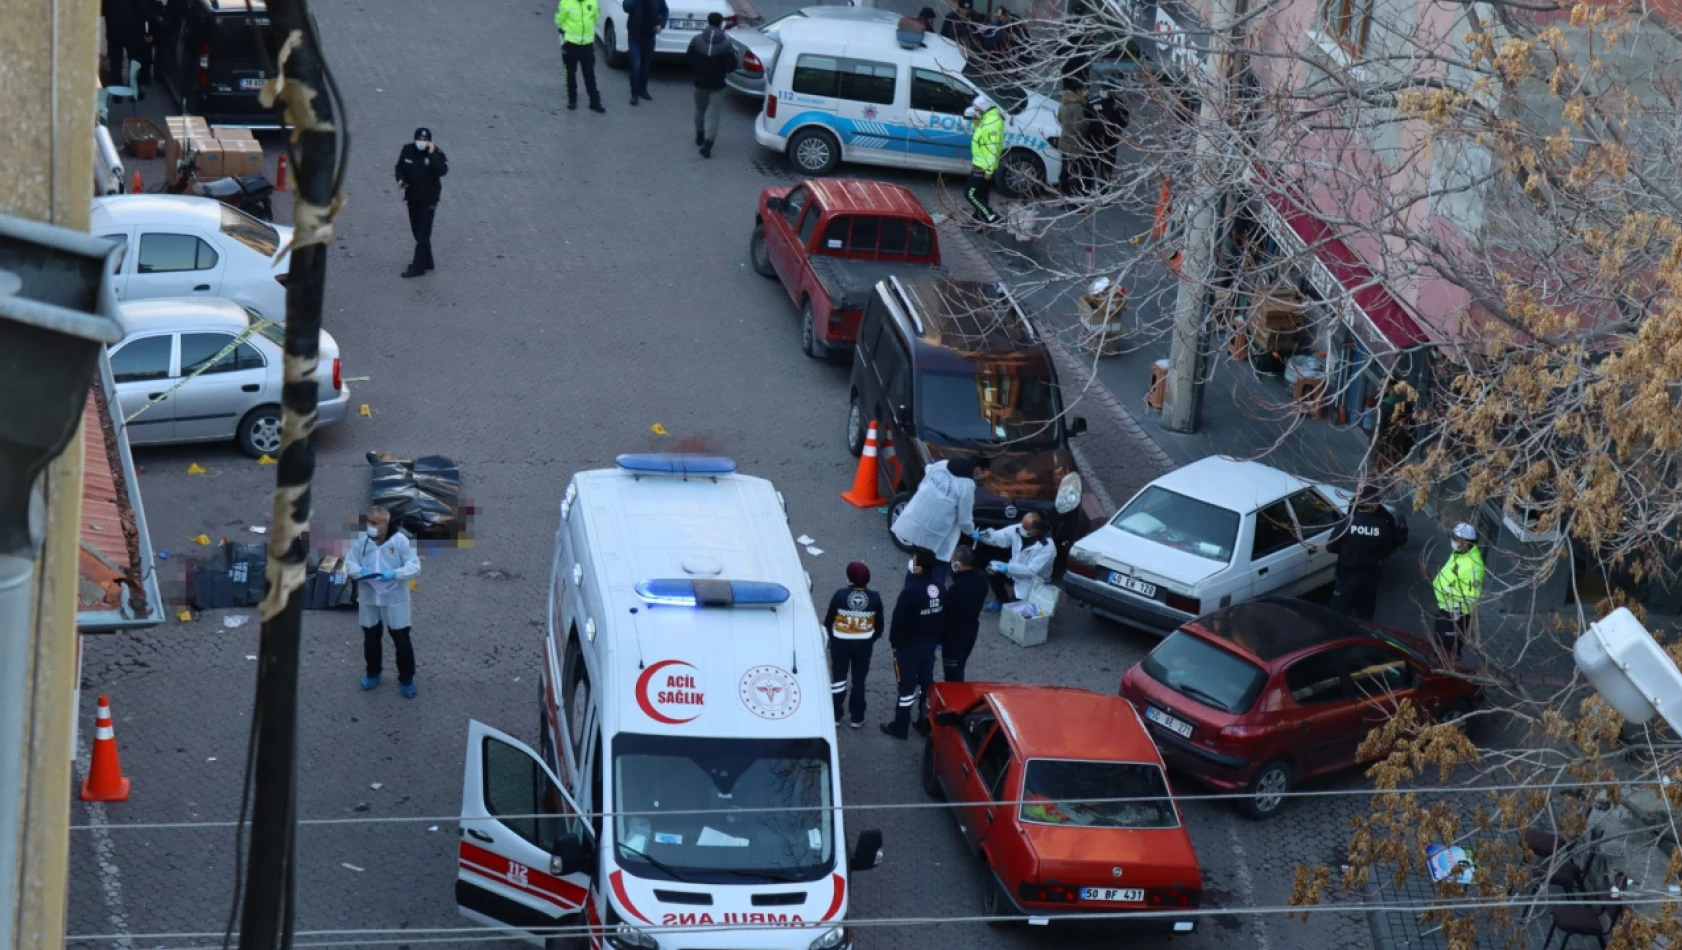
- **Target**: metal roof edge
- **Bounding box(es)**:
[78,349,164,633]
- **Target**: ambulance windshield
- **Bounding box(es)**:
[613,733,835,884]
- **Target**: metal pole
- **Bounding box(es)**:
[1159,0,1241,433]
[237,2,343,946]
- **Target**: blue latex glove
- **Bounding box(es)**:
[988,560,1008,574]
[380,569,396,581]
[971,531,983,545]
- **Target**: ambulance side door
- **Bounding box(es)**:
[458,720,595,941]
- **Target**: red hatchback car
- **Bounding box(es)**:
[922,683,1202,933]
[1120,597,1483,820]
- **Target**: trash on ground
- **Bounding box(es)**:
[341,863,365,873]
[249,525,267,534]
[176,609,192,623]
[222,615,250,629]
[370,782,383,790]
[191,534,211,546]
[428,825,439,832]
[806,546,824,556]
[246,654,257,661]
[157,550,170,559]
[650,423,668,435]
[796,535,815,545]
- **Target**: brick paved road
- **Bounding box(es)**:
[68,1,1376,948]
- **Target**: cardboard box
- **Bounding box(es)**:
[212,125,256,143]
[189,136,228,180]
[998,582,1059,648]
[218,137,265,178]
[163,117,212,174]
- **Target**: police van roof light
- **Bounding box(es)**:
[634,579,791,607]
[616,454,738,478]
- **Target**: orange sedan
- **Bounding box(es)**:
[921,683,1202,933]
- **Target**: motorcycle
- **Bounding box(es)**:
[157,150,275,221]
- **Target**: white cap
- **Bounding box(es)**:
[1452,522,1477,541]
[971,93,993,112]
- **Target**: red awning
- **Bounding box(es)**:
[1262,190,1429,349]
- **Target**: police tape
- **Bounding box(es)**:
[121,317,277,427]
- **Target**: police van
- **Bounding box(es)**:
[753,18,1064,197]
[457,454,883,950]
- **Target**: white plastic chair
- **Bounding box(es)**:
[98,61,142,124]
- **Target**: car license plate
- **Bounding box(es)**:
[1146,705,1193,738]
[1080,887,1145,902]
[240,77,265,90]
[1108,571,1156,598]
[670,17,702,28]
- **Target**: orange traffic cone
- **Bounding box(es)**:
[841,421,887,508]
[81,695,131,802]
[881,424,903,485]
[130,170,143,194]
[275,153,288,191]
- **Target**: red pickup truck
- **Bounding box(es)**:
[748,178,942,360]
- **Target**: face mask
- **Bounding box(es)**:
[907,558,918,573]
[367,525,380,539]
[963,108,977,120]
[415,140,428,151]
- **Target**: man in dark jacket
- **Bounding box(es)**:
[823,561,884,728]
[622,0,667,105]
[394,128,449,279]
[939,0,982,48]
[940,546,989,683]
[1326,486,1400,620]
[103,0,157,90]
[687,13,737,158]
[881,548,944,739]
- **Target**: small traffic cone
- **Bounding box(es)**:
[841,421,887,508]
[275,153,288,191]
[81,695,131,802]
[130,170,143,194]
[881,424,903,485]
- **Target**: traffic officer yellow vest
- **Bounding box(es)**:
[1432,546,1485,615]
[556,0,598,45]
[971,107,1004,175]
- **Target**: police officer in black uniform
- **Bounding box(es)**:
[394,128,449,279]
[1326,485,1399,621]
[822,561,885,729]
[881,548,944,739]
[940,546,989,683]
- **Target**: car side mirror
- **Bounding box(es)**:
[933,710,962,727]
[894,404,915,435]
[766,196,784,212]
[848,829,884,872]
[1070,416,1088,436]
[550,833,594,876]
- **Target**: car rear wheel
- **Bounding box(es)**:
[788,127,841,176]
[981,871,1014,928]
[599,20,626,68]
[1240,760,1292,820]
[1437,699,1473,727]
[920,738,944,799]
[996,149,1046,199]
[886,492,912,552]
[236,405,283,458]
[801,299,833,361]
[846,395,867,458]
[749,224,776,278]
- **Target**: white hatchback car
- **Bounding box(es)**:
[726,4,902,97]
[595,0,737,67]
[111,298,350,457]
[92,194,292,321]
[1062,456,1406,635]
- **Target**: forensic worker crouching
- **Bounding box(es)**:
[975,511,1055,611]
[347,505,423,697]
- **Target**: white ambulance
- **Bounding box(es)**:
[457,454,882,950]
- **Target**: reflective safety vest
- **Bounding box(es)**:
[970,107,1004,175]
[556,0,598,45]
[1432,546,1485,615]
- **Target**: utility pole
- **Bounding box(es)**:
[236,3,343,947]
[1159,0,1242,433]
[0,1,103,947]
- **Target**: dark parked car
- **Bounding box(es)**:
[845,276,1091,559]
[154,0,283,128]
[1119,597,1482,819]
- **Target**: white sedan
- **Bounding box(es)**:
[92,194,292,321]
[1061,456,1406,634]
[111,297,350,457]
[596,0,737,68]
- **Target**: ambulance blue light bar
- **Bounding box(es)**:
[634,579,790,607]
[616,454,738,477]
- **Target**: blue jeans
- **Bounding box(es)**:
[628,36,655,97]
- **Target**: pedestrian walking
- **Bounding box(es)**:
[103,0,156,91]
[940,546,989,682]
[975,511,1055,610]
[623,0,668,105]
[557,0,606,113]
[823,561,885,728]
[345,505,423,698]
[1432,523,1485,657]
[965,95,1004,226]
[1056,78,1092,199]
[881,549,944,739]
[394,128,448,279]
[889,457,985,585]
[687,12,737,158]
[1087,88,1129,183]
[1326,486,1400,621]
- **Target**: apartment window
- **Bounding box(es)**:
[1318,0,1372,54]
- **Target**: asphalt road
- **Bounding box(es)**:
[69,1,1375,948]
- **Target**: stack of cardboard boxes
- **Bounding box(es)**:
[162,117,266,182]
